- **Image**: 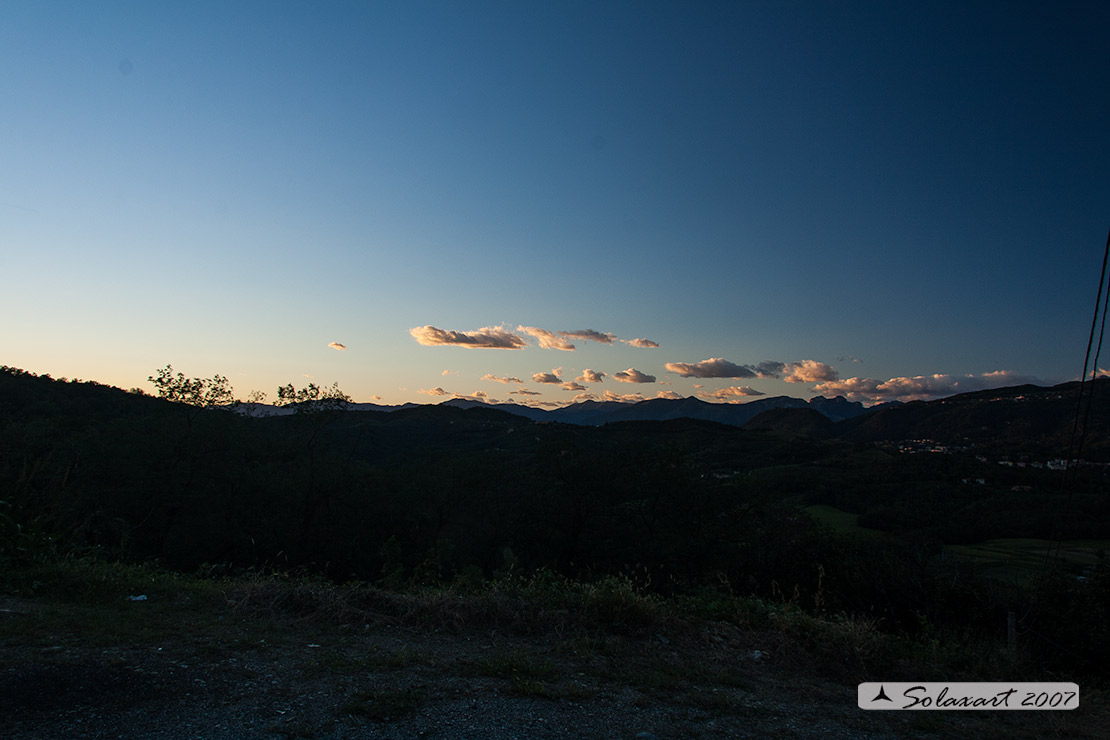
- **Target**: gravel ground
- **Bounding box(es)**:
[1,595,1102,740]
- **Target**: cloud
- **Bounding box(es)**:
[602,390,647,403]
[781,360,839,383]
[613,367,657,384]
[532,369,564,384]
[410,325,527,349]
[655,390,682,400]
[561,381,587,391]
[481,373,523,384]
[576,369,606,383]
[665,357,838,383]
[570,392,598,402]
[753,361,785,378]
[449,390,494,403]
[837,355,863,364]
[419,386,450,396]
[665,358,756,379]
[560,329,617,344]
[702,386,765,401]
[518,325,576,351]
[370,395,382,401]
[328,341,347,351]
[813,370,1043,404]
[441,369,458,376]
[510,388,542,396]
[624,338,660,348]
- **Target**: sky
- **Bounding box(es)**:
[2,0,1108,408]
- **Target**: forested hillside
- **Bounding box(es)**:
[3,365,1109,676]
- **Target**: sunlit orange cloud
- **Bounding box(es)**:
[602,390,646,402]
[441,369,458,376]
[419,386,450,396]
[451,390,491,402]
[701,386,765,401]
[613,368,656,384]
[813,370,1042,404]
[781,360,839,383]
[576,369,606,383]
[667,357,838,383]
[518,326,575,350]
[328,341,347,351]
[510,388,542,396]
[410,325,527,349]
[624,338,660,348]
[560,329,617,344]
[655,390,682,399]
[481,373,523,384]
[561,381,586,391]
[570,392,598,402]
[532,369,563,384]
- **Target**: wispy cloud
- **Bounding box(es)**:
[518,325,576,351]
[328,341,347,351]
[570,392,598,402]
[411,325,527,349]
[419,386,450,396]
[655,390,682,400]
[441,369,458,376]
[560,329,617,344]
[701,386,765,401]
[624,338,660,348]
[576,369,606,383]
[613,367,657,384]
[510,388,542,396]
[532,369,564,384]
[814,370,1043,404]
[481,373,523,384]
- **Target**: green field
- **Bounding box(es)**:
[803,504,884,538]
[946,538,1110,581]
[805,505,1109,582]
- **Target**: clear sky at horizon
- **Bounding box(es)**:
[3,1,1108,407]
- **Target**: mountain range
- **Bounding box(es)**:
[345,380,1110,460]
[337,393,880,427]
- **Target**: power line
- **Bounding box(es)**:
[1040,227,1110,579]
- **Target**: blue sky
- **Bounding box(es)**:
[2,1,1108,407]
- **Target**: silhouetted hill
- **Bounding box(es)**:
[743,407,836,438]
[837,379,1110,459]
[806,395,870,421]
[4,362,1110,666]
